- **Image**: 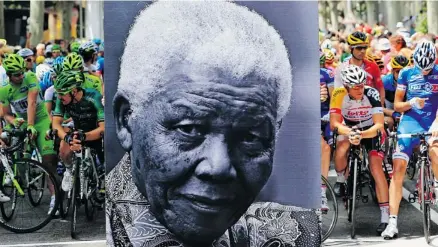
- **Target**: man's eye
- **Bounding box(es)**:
[242,132,260,143]
[176,124,204,137]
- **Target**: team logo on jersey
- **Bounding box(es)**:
[19,87,28,93]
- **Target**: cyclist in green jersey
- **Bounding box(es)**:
[52,70,104,192]
[62,53,103,95]
[0,54,58,213]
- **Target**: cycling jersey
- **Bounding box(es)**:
[44,85,57,108]
[52,88,104,133]
[382,73,396,109]
[0,66,8,85]
[0,72,55,156]
[334,59,384,92]
[84,73,103,94]
[396,64,438,128]
[320,68,334,117]
[0,72,48,121]
[96,57,104,76]
[330,86,383,129]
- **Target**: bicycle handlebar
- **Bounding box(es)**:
[395,132,433,139]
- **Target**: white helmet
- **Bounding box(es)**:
[35,64,54,82]
[321,39,332,50]
[17,48,34,58]
[413,40,436,71]
[43,58,54,67]
[341,64,367,87]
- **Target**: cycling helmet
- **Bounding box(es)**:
[70,42,80,53]
[35,64,54,82]
[347,31,369,46]
[17,48,34,58]
[52,56,65,75]
[391,55,409,69]
[98,42,104,52]
[93,38,102,46]
[3,54,25,73]
[373,55,384,70]
[321,39,332,50]
[340,64,367,87]
[324,49,334,63]
[320,50,326,65]
[63,53,83,71]
[44,58,54,66]
[78,41,97,55]
[54,70,84,93]
[51,44,61,52]
[39,71,54,93]
[413,40,436,71]
[35,55,45,65]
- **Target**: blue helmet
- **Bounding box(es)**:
[93,38,102,46]
[39,71,53,93]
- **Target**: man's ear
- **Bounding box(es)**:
[113,92,133,151]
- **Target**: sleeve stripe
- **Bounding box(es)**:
[371,107,383,114]
[330,108,342,114]
[397,84,406,91]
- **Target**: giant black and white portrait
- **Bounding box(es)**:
[105,1,320,247]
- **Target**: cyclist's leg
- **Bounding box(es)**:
[427,121,438,196]
[334,135,350,185]
[321,123,331,179]
[383,116,422,238]
[365,133,389,233]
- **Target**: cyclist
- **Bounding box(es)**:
[321,50,334,211]
[323,49,337,72]
[51,44,62,59]
[382,40,438,239]
[44,57,64,121]
[0,54,58,213]
[52,70,104,192]
[17,48,36,73]
[330,64,389,235]
[382,55,409,131]
[78,42,99,77]
[334,31,385,106]
[63,53,103,95]
[69,42,81,54]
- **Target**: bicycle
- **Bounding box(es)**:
[320,117,339,242]
[0,126,60,233]
[332,127,385,238]
[52,129,104,239]
[398,132,434,243]
[320,175,338,242]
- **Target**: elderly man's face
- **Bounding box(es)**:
[129,63,278,243]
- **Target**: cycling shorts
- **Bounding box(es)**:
[337,126,386,159]
[321,122,333,145]
[394,114,437,162]
[85,140,104,165]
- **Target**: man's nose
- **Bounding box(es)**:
[195,135,237,182]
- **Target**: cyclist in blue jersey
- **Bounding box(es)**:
[320,50,334,211]
[382,41,438,239]
[382,55,409,131]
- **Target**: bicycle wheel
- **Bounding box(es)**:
[59,189,72,220]
[27,163,46,206]
[421,160,431,243]
[321,175,338,242]
[348,158,359,239]
[0,159,59,233]
[0,169,17,221]
[71,162,79,239]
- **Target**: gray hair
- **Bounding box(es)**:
[117,0,293,121]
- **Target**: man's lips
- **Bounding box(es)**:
[179,194,236,213]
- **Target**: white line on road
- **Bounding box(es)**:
[402,186,438,226]
[0,240,106,247]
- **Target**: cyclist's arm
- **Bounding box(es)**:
[330,113,352,135]
[53,116,67,140]
[85,122,104,141]
[361,113,384,138]
[45,101,52,122]
[383,107,395,117]
[84,91,104,141]
[394,88,410,112]
[27,89,38,126]
[1,104,15,125]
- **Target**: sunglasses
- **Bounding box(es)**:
[352,45,368,50]
[10,71,24,77]
[52,50,61,53]
[56,90,72,96]
[349,84,365,90]
[25,58,32,62]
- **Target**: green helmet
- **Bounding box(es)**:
[54,70,84,93]
[52,44,61,52]
[70,42,80,53]
[63,53,83,71]
[3,54,25,73]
